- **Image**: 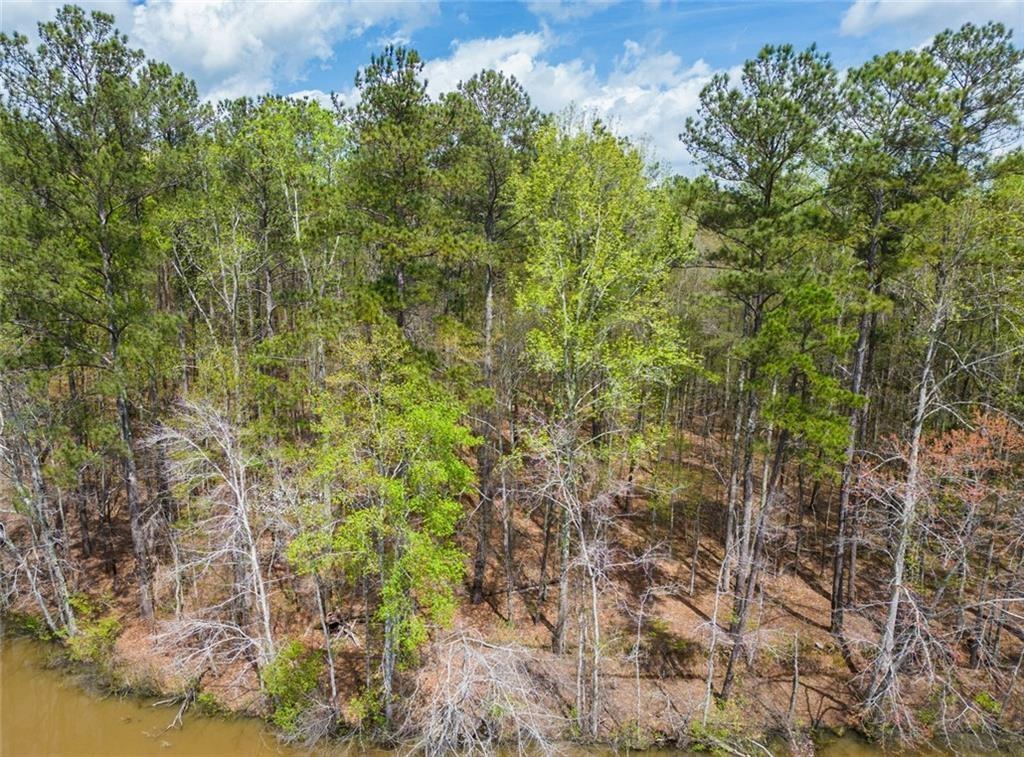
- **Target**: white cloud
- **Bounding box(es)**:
[422,32,553,99]
[288,88,337,109]
[423,33,720,172]
[2,0,439,102]
[841,0,1023,38]
[135,1,439,101]
[526,0,620,23]
[0,1,136,41]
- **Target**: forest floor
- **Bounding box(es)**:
[103,496,865,743]
[5,430,1021,751]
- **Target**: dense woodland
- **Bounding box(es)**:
[2,6,1024,753]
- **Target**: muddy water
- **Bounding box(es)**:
[0,636,315,756]
[0,635,992,757]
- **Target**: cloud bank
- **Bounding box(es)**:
[841,0,1022,38]
[2,0,438,101]
[420,33,720,170]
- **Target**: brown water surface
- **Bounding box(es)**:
[0,636,311,756]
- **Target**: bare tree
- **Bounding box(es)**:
[150,402,276,671]
[0,380,77,636]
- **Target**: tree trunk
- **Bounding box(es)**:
[118,391,154,620]
[831,303,872,632]
[315,574,339,709]
[552,503,570,654]
[237,467,274,663]
[721,429,788,701]
[867,280,944,712]
[101,225,154,621]
[471,264,497,604]
[832,201,882,634]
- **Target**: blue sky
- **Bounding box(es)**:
[3,0,1022,170]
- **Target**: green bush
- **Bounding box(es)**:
[688,720,734,754]
[60,592,121,668]
[261,640,324,734]
[194,691,223,716]
[614,719,650,750]
[348,688,385,730]
[67,615,122,666]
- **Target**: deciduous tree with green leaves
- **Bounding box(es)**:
[514,117,692,735]
[290,321,477,729]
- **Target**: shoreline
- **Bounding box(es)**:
[6,614,1017,756]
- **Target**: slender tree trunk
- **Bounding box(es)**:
[721,429,788,701]
[470,470,494,604]
[118,391,154,620]
[737,385,759,596]
[970,541,995,669]
[788,633,800,727]
[831,305,872,632]
[589,563,601,739]
[501,463,515,618]
[382,614,396,726]
[0,394,78,636]
[264,265,275,338]
[67,370,92,558]
[28,453,77,635]
[100,226,154,621]
[689,501,701,595]
[471,264,497,604]
[314,574,339,708]
[237,466,274,663]
[868,281,944,711]
[832,205,882,633]
[721,381,742,592]
[395,265,406,330]
[2,537,58,634]
[552,503,570,654]
[538,495,553,604]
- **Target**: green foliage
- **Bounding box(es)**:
[683,40,853,474]
[289,321,478,721]
[323,329,474,646]
[348,46,476,330]
[683,43,838,198]
[614,720,650,750]
[687,720,737,754]
[442,68,542,252]
[194,692,223,716]
[515,118,694,425]
[347,689,386,729]
[973,690,1002,717]
[0,5,203,387]
[62,593,121,667]
[261,640,325,734]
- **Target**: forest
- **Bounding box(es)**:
[1,5,1023,754]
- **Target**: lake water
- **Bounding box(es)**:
[0,636,313,756]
